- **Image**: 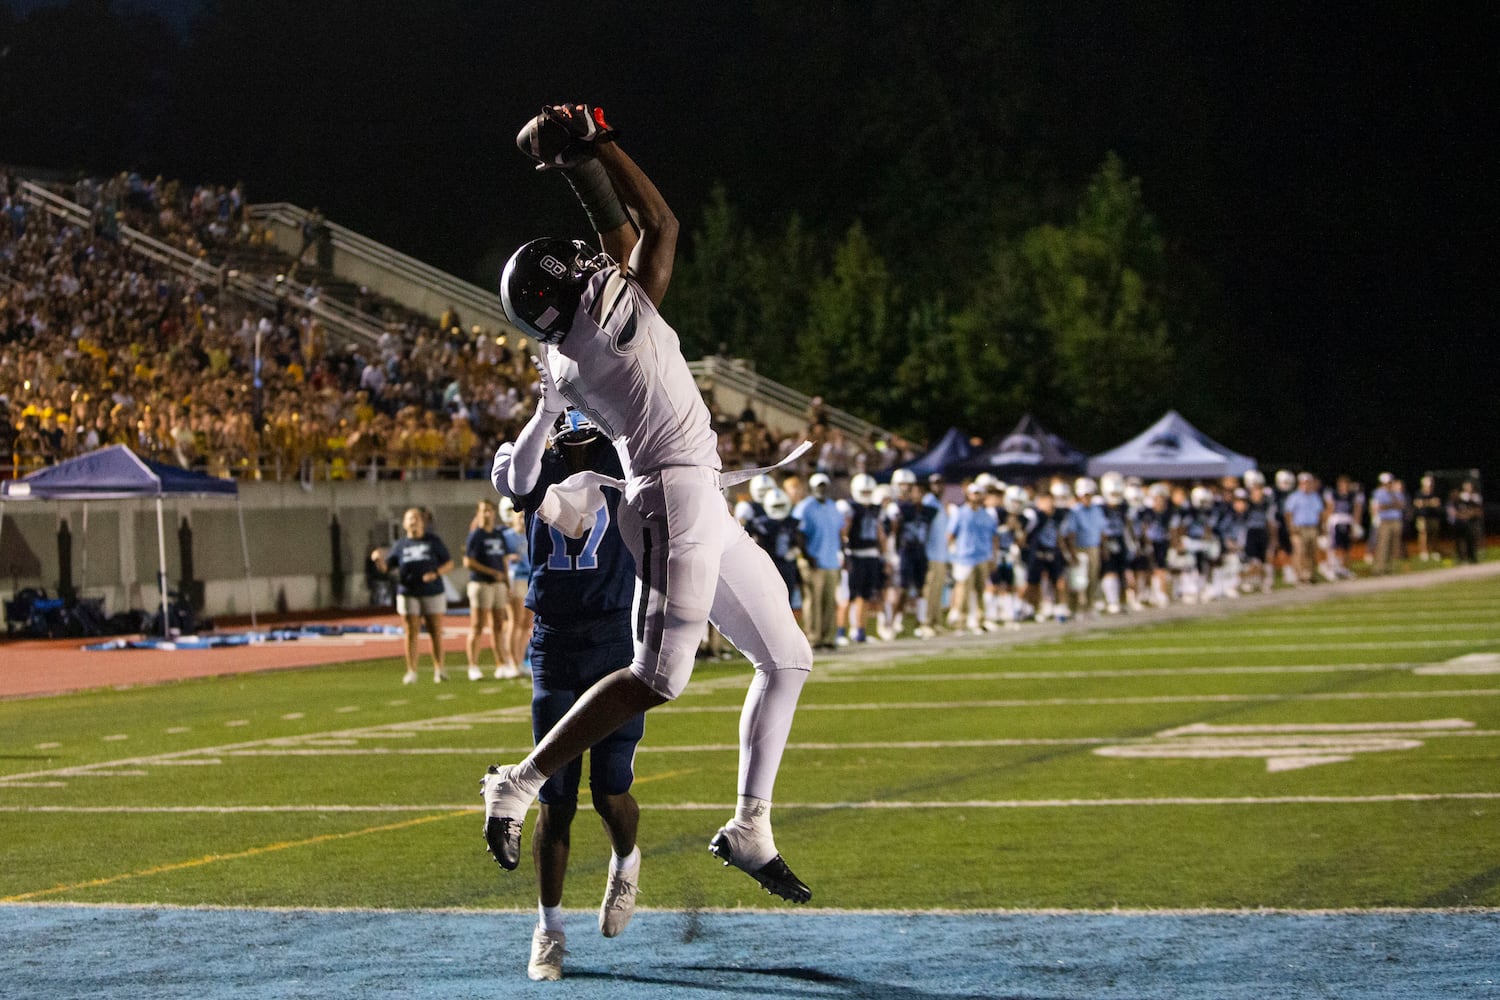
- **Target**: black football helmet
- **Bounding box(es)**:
[499,237,611,344]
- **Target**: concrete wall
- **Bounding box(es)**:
[0,478,502,621]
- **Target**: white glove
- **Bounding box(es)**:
[531,354,566,416]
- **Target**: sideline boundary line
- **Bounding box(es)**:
[6,791,1500,814]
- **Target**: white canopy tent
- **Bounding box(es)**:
[1087,410,1257,480]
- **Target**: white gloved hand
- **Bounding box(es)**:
[531,354,566,416]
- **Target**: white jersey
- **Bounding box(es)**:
[545,266,720,480]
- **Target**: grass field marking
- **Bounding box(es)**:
[1076,622,1500,640]
[214,727,1500,759]
[11,792,1500,816]
[0,701,534,788]
[1013,638,1500,658]
[0,809,472,904]
[1098,719,1478,772]
[4,687,1496,789]
[811,662,1417,684]
[1417,653,1500,675]
[1160,719,1474,736]
[659,688,1500,715]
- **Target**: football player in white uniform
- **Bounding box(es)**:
[483,104,811,903]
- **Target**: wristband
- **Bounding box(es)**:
[564,157,629,233]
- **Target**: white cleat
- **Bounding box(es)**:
[598,864,640,938]
[402,669,418,685]
[528,925,567,981]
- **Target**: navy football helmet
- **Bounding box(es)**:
[550,407,601,449]
[499,237,611,344]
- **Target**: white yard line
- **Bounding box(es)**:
[5,791,1499,814]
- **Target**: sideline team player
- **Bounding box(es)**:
[492,408,645,981]
[481,102,813,903]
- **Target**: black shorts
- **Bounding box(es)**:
[848,554,885,601]
[898,550,928,592]
[1244,527,1269,562]
[1151,539,1171,570]
[1100,544,1130,577]
[1332,524,1352,551]
[1026,550,1066,586]
[529,617,642,805]
[989,561,1016,587]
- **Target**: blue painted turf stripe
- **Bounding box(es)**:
[1,906,1494,999]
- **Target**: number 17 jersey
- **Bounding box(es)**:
[518,446,636,631]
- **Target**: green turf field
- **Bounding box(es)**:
[3,575,1498,913]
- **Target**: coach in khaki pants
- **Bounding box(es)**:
[1281,473,1325,584]
[794,473,846,651]
[1370,474,1407,574]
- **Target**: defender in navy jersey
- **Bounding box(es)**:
[844,474,886,644]
[492,408,645,979]
[890,468,935,635]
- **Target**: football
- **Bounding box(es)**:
[516,112,577,169]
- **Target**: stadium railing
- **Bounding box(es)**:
[16,182,386,348]
[246,203,513,339]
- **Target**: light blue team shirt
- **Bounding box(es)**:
[950,504,999,567]
[793,496,847,570]
[924,493,951,563]
[1371,487,1404,522]
[1282,489,1325,527]
[1063,503,1106,548]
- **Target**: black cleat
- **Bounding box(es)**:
[480,765,525,870]
[709,828,812,904]
[484,815,523,871]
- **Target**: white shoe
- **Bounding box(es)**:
[835,634,850,647]
[467,665,484,681]
[402,670,418,685]
[433,670,448,683]
[981,620,1002,633]
[528,925,567,981]
[876,622,896,642]
[914,625,936,639]
[599,862,640,937]
[493,663,520,680]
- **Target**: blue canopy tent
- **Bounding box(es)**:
[951,414,1088,483]
[898,427,975,480]
[0,445,255,631]
[1086,410,1257,480]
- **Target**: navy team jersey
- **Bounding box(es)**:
[384,534,450,597]
[896,499,936,555]
[465,527,512,577]
[517,445,635,631]
[846,502,883,556]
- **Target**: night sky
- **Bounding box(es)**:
[3,1,1496,485]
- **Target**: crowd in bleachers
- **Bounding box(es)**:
[730,466,1486,648]
[4,170,870,484]
[1,172,550,480]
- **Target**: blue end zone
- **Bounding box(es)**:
[1,906,1494,998]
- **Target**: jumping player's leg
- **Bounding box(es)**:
[705,524,813,901]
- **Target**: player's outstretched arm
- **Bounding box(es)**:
[593,142,678,307]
